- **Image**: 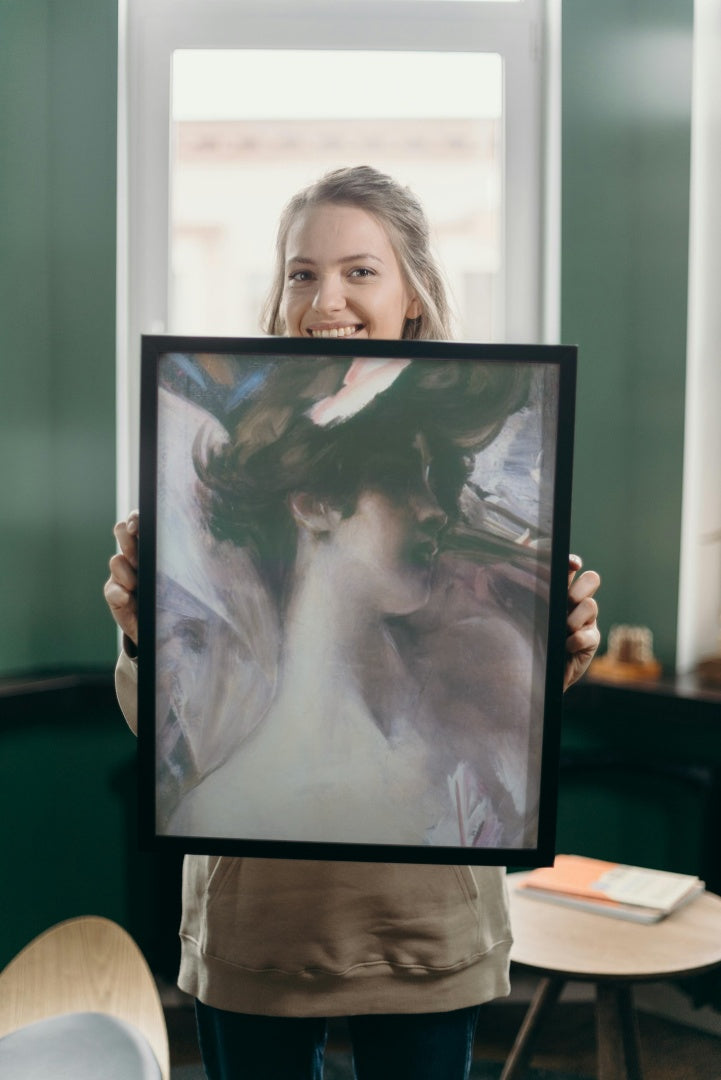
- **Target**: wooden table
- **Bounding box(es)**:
[502,873,721,1080]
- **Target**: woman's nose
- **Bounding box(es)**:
[312,274,345,314]
[414,491,448,533]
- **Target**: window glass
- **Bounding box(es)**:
[170,50,503,341]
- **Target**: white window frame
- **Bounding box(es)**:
[676,0,721,674]
[116,0,559,511]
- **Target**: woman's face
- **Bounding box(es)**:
[330,435,447,616]
[281,203,421,340]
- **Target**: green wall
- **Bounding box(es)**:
[562,0,693,669]
[1,688,134,966]
[0,0,118,675]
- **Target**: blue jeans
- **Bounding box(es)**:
[195,1000,481,1080]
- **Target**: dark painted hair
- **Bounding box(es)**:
[194,357,529,604]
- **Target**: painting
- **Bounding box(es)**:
[137,336,576,864]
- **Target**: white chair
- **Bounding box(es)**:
[0,915,170,1079]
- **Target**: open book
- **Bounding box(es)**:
[515,854,705,923]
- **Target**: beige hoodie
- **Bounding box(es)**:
[116,650,512,1016]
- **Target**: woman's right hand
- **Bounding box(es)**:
[104,510,139,647]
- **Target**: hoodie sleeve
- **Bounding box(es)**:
[115,646,139,735]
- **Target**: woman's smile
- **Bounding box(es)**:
[307,323,365,339]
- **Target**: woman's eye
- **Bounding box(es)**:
[288,269,313,283]
[349,267,375,279]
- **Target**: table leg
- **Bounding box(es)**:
[499,976,565,1080]
[596,982,643,1080]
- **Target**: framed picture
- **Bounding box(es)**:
[138,336,576,865]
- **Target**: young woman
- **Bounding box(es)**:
[106,166,601,1080]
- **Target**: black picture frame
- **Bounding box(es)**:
[138,335,576,866]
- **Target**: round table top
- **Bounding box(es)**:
[508,872,721,981]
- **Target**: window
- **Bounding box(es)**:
[169,49,503,340]
[118,0,557,509]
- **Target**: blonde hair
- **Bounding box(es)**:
[262,166,454,341]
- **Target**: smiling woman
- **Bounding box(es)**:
[142,167,557,850]
[282,205,421,340]
[263,166,452,341]
[108,151,595,1080]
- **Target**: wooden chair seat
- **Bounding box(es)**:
[0,916,169,1080]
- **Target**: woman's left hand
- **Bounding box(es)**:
[564,554,601,691]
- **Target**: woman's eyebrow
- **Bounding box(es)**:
[338,253,384,265]
[286,253,384,266]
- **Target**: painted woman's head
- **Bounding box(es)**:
[194,357,529,608]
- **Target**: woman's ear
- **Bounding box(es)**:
[406,296,422,320]
[289,492,341,535]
